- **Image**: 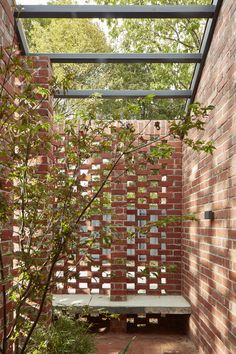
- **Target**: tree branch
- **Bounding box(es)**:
[0,245,8,353]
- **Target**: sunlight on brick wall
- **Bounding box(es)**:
[53,121,183,300]
[182,0,236,353]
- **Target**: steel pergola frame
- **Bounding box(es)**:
[14,1,223,105]
[15,5,216,19]
[27,53,203,64]
[55,89,192,99]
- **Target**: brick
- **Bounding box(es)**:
[182,0,236,352]
[1,0,236,351]
[0,1,54,346]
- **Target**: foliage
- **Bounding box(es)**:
[93,0,211,116]
[26,314,95,354]
[169,102,215,152]
[21,0,211,119]
[0,13,215,353]
[96,0,210,89]
[22,0,110,87]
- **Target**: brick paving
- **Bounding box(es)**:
[96,333,198,354]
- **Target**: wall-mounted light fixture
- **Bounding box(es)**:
[204,211,215,220]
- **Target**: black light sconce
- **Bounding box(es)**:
[204,211,215,220]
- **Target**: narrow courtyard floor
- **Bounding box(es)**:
[95,333,198,354]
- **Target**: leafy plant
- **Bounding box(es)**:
[26,315,95,354]
[0,35,215,354]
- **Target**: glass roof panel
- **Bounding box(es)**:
[51,63,195,90]
[55,97,187,121]
[20,17,207,55]
[15,0,219,106]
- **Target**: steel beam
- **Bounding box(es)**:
[187,0,223,106]
[15,5,215,19]
[28,53,202,64]
[15,20,29,55]
[55,90,192,99]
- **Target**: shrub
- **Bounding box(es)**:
[26,315,95,354]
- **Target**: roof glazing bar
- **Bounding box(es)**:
[55,89,192,99]
[28,53,202,64]
[187,0,223,107]
[15,5,215,19]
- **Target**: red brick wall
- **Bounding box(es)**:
[0,0,53,349]
[53,120,183,299]
[0,1,15,48]
[182,0,236,353]
[1,0,235,352]
[0,0,16,349]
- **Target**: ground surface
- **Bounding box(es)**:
[95,333,199,354]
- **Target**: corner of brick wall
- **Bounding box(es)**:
[0,0,54,348]
[0,1,16,350]
[182,0,236,353]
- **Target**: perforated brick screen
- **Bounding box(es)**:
[53,120,182,298]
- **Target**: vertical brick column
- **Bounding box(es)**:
[29,56,53,324]
[0,1,15,48]
[0,1,17,351]
[0,47,53,350]
[110,166,127,302]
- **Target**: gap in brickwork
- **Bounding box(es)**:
[53,121,182,297]
[64,313,190,335]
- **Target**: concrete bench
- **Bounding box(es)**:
[53,295,191,315]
